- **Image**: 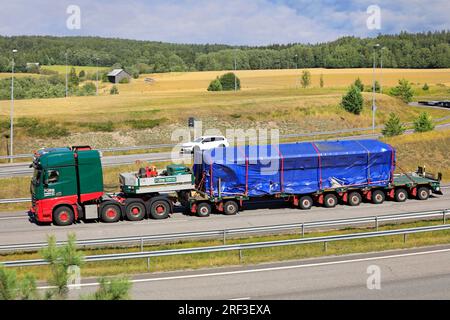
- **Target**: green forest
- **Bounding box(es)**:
[1,31,450,73]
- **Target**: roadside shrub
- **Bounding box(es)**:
[110,85,119,95]
[414,112,435,133]
[207,78,223,91]
[219,72,240,91]
[126,118,167,129]
[382,113,406,137]
[16,117,70,138]
[354,78,364,92]
[76,82,96,96]
[300,70,311,88]
[81,121,115,132]
[390,79,414,103]
[341,85,363,115]
[85,277,131,300]
[422,83,429,91]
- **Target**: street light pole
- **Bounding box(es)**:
[380,47,386,95]
[372,44,380,134]
[65,52,68,98]
[234,49,237,92]
[295,54,298,69]
[96,57,99,96]
[10,49,17,163]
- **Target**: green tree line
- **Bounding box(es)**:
[1,31,450,73]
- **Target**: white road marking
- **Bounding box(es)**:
[36,247,450,290]
[229,297,251,300]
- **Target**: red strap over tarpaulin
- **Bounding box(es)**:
[355,140,372,185]
[272,144,284,193]
[311,142,323,190]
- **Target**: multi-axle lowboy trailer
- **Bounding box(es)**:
[30,141,443,226]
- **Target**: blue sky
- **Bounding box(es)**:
[0,0,449,45]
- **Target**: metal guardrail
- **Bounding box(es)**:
[0,198,30,204]
[2,223,450,267]
[0,209,448,253]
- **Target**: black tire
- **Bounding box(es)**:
[223,200,239,215]
[53,205,74,226]
[348,192,362,206]
[149,200,170,219]
[324,194,338,208]
[299,196,313,210]
[100,204,121,223]
[372,190,385,204]
[417,186,430,201]
[394,188,408,202]
[125,201,146,221]
[197,202,212,217]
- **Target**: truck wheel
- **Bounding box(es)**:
[53,206,74,226]
[100,204,121,223]
[125,201,146,221]
[299,196,313,210]
[324,194,338,208]
[417,186,430,200]
[394,188,408,202]
[348,192,362,206]
[223,200,239,215]
[197,202,211,217]
[149,200,170,219]
[372,190,385,204]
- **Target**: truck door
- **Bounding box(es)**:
[43,166,77,198]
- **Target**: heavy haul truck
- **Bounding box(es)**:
[30,141,443,226]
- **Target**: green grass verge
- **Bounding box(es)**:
[2,219,449,280]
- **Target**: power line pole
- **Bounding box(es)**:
[234,49,237,92]
[372,44,380,134]
[96,57,99,96]
[65,52,68,98]
[10,49,17,163]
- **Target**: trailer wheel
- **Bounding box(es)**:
[299,196,313,210]
[53,206,74,226]
[372,190,385,204]
[197,202,211,217]
[348,192,362,206]
[394,188,408,202]
[100,204,121,223]
[417,186,430,201]
[125,201,146,221]
[223,200,239,215]
[324,194,338,208]
[149,200,170,219]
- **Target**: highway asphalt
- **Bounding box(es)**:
[0,192,448,246]
[60,244,450,299]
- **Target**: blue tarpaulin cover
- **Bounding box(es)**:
[193,140,396,197]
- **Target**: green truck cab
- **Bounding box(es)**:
[30,146,104,225]
[30,146,194,226]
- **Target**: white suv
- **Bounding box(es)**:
[180,135,229,154]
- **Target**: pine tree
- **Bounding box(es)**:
[354,78,364,92]
[341,85,364,115]
[69,67,79,87]
[422,83,429,91]
[390,79,414,103]
[207,77,223,91]
[382,113,406,137]
[320,74,324,88]
[414,112,435,132]
[300,70,311,88]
